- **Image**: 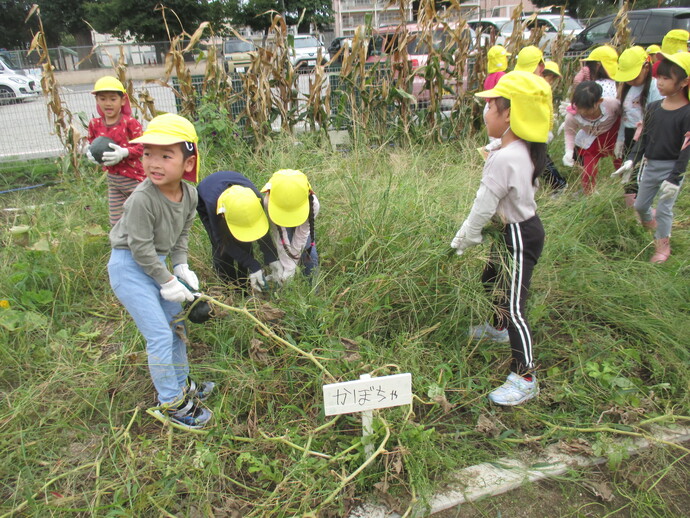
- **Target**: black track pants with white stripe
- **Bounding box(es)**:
[481,215,545,376]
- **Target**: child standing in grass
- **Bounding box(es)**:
[618,52,690,263]
[86,76,145,225]
[613,46,662,207]
[451,71,551,406]
[261,169,320,284]
[108,113,213,429]
[562,81,622,194]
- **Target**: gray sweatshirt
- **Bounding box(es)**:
[110,178,198,285]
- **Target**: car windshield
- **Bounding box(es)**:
[294,37,320,48]
[500,21,514,34]
[225,40,255,53]
[0,55,21,69]
[554,17,583,31]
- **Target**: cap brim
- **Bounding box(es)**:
[475,87,501,98]
[613,67,641,82]
[227,219,269,242]
[129,133,186,146]
[267,197,310,227]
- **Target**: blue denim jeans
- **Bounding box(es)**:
[108,249,189,404]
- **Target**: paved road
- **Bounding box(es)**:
[0,81,178,161]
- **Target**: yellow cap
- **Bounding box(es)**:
[614,46,649,82]
[514,45,544,73]
[130,113,200,182]
[487,45,510,74]
[543,60,561,77]
[216,185,269,242]
[261,169,312,227]
[584,45,619,78]
[661,51,690,79]
[661,29,689,55]
[646,44,661,55]
[91,76,126,94]
[476,70,552,143]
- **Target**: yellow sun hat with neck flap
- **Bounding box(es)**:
[130,113,200,183]
[261,169,312,227]
[216,185,269,242]
[584,45,619,78]
[475,70,552,143]
[487,45,510,73]
[661,29,689,55]
[514,45,544,73]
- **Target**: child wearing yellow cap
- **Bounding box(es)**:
[613,46,662,207]
[86,76,145,225]
[196,171,281,293]
[108,113,213,430]
[652,29,689,78]
[616,52,690,263]
[484,45,510,90]
[450,70,552,406]
[571,45,619,99]
[261,170,320,284]
[562,81,622,194]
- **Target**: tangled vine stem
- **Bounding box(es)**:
[184,294,336,382]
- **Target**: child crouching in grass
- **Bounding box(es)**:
[108,114,214,429]
[451,71,551,406]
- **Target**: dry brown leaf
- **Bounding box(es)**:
[249,338,270,364]
[584,481,615,502]
[432,394,454,414]
[255,303,285,322]
[475,414,500,438]
[557,437,594,456]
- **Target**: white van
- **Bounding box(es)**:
[289,35,330,68]
[0,57,41,103]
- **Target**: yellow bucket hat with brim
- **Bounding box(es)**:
[487,45,510,73]
[584,45,619,78]
[646,44,661,56]
[514,45,544,73]
[130,113,200,183]
[614,46,649,82]
[261,169,312,227]
[543,60,561,77]
[216,185,269,242]
[475,70,552,143]
[91,76,126,94]
[661,29,689,55]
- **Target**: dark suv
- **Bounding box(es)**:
[570,8,690,51]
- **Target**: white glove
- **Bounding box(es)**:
[547,131,554,144]
[280,266,297,283]
[558,100,571,117]
[173,264,199,291]
[266,261,285,286]
[658,180,680,201]
[101,143,129,166]
[562,152,575,167]
[249,270,267,292]
[614,141,624,159]
[160,277,194,303]
[450,221,483,256]
[611,160,633,178]
[86,148,99,165]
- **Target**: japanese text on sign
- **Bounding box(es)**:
[323,373,412,416]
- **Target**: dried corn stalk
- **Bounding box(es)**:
[26,4,81,177]
[611,2,631,51]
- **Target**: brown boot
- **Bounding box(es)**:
[650,237,671,263]
[623,193,636,208]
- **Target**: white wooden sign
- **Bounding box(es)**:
[323,373,412,416]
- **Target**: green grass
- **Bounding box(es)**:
[1,132,689,516]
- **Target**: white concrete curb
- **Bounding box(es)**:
[348,425,690,517]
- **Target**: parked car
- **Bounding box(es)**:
[467,17,511,47]
[328,36,353,63]
[223,38,257,73]
[367,23,476,104]
[0,60,40,103]
[289,35,330,68]
[0,54,42,90]
[570,7,690,51]
[500,14,582,51]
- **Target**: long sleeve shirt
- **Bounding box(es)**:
[563,97,621,154]
[109,178,197,284]
[627,100,690,185]
[88,114,145,181]
[196,171,278,273]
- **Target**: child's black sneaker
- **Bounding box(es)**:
[185,377,215,401]
[163,397,212,429]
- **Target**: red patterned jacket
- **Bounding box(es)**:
[87,98,145,182]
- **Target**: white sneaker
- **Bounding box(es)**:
[488,373,538,406]
[469,322,509,343]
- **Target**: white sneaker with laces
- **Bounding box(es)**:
[488,373,538,406]
[469,322,509,343]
